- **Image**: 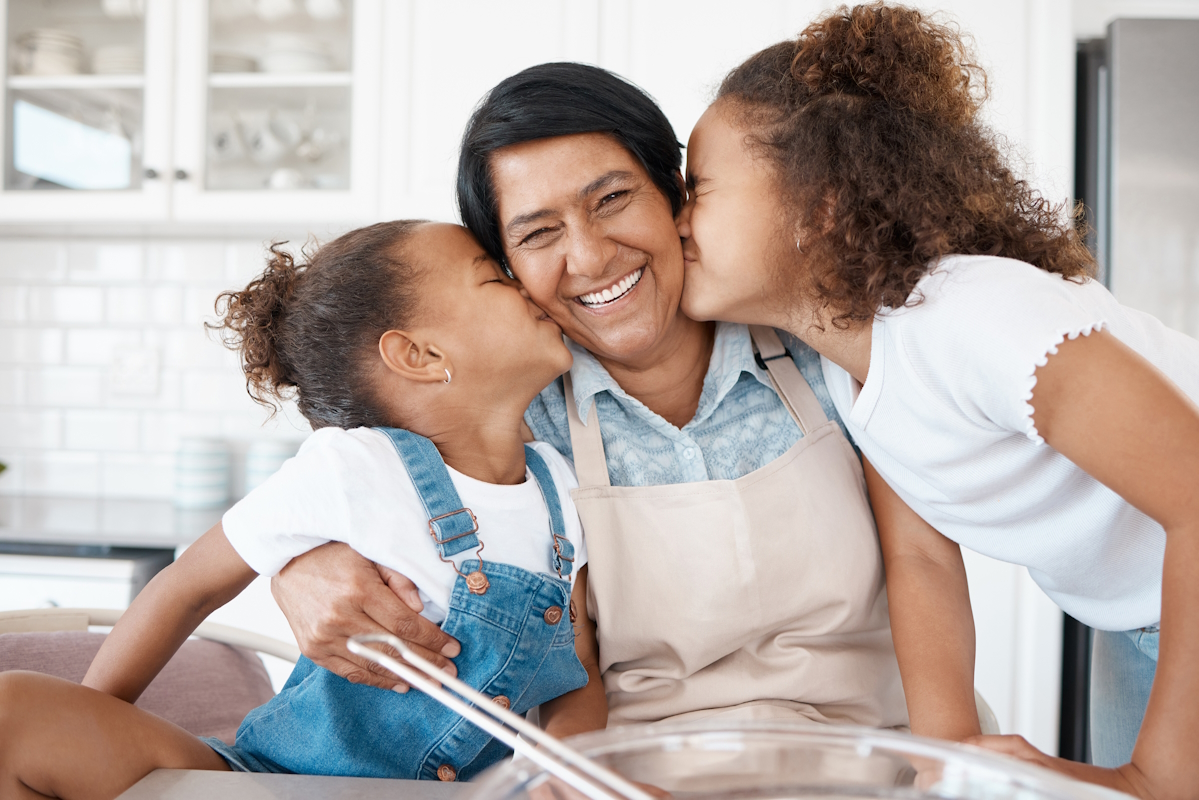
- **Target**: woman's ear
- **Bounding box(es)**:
[379,330,451,383]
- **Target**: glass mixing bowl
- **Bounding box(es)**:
[469,721,1127,800]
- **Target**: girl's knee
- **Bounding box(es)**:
[0,672,74,734]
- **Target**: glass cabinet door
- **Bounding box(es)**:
[172,0,380,223]
[0,0,173,220]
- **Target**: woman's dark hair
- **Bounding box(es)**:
[209,220,425,429]
[717,3,1095,325]
[457,62,684,266]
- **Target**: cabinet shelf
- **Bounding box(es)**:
[208,72,352,89]
[7,74,145,91]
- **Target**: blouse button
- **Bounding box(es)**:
[683,447,695,460]
[544,606,563,625]
[437,765,457,782]
[493,695,511,710]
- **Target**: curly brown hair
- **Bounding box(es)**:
[208,220,425,429]
[717,2,1094,324]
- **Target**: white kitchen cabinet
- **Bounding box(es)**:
[0,547,173,611]
[0,0,381,224]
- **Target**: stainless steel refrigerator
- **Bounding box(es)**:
[1066,16,1199,762]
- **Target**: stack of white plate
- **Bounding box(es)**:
[14,29,84,76]
[259,33,331,73]
[212,51,258,73]
[175,438,231,510]
[92,44,144,75]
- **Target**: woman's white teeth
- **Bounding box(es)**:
[579,269,644,308]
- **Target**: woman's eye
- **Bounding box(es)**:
[599,190,628,206]
[521,228,551,246]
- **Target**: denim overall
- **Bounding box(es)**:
[205,428,587,780]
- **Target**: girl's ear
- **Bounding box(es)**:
[378,330,451,383]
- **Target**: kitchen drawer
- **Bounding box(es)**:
[0,545,173,612]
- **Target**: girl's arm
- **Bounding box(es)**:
[539,565,608,738]
[973,328,1199,800]
[865,459,981,741]
[83,522,257,703]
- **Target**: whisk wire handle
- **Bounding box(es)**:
[346,633,653,800]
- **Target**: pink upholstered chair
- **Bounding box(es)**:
[0,608,299,745]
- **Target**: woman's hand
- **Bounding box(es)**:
[270,542,461,690]
[966,735,1152,798]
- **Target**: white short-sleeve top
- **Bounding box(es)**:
[822,255,1199,631]
[221,428,587,624]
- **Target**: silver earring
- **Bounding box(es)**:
[796,238,804,254]
[500,260,515,280]
[443,369,452,384]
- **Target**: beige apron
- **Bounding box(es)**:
[565,326,907,729]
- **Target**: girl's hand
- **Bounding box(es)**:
[965,735,1151,798]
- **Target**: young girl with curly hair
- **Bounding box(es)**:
[676,4,1199,798]
[0,221,603,798]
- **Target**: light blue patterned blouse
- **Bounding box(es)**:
[524,322,849,487]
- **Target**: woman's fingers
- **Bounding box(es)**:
[270,542,461,687]
[377,563,425,612]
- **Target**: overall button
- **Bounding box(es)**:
[543,606,563,625]
[493,695,511,710]
[437,765,457,782]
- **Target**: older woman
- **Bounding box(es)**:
[271,63,906,731]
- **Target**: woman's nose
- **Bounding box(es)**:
[564,230,610,278]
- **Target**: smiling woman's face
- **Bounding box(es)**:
[488,133,686,366]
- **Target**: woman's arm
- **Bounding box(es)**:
[82,523,257,702]
[971,328,1199,800]
[539,565,608,738]
[865,459,981,740]
[270,543,461,690]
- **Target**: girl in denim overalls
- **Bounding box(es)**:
[0,221,604,798]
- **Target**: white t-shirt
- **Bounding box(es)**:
[823,255,1199,632]
[222,428,587,624]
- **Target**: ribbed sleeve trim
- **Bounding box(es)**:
[1020,321,1108,445]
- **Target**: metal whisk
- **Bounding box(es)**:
[347,633,655,800]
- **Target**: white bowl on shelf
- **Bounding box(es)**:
[92,45,144,75]
[14,29,84,76]
[211,51,258,73]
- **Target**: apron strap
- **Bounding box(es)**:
[376,427,481,558]
[562,373,612,489]
[748,326,828,436]
[524,445,574,577]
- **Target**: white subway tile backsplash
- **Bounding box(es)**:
[0,329,63,364]
[183,368,253,412]
[28,286,104,324]
[64,410,140,451]
[0,287,28,321]
[0,368,24,405]
[26,366,104,407]
[0,410,61,448]
[2,233,315,505]
[105,369,180,411]
[146,242,227,282]
[68,242,144,283]
[65,329,143,366]
[0,239,67,282]
[184,284,233,328]
[226,241,271,283]
[101,453,174,499]
[23,450,101,496]
[0,451,24,495]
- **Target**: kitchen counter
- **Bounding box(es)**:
[0,495,224,549]
[118,771,466,800]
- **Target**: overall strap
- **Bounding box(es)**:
[748,326,828,436]
[523,445,575,578]
[376,427,480,558]
[562,373,612,489]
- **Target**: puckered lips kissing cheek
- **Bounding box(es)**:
[573,266,645,312]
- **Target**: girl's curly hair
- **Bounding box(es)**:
[209,220,425,429]
[717,2,1094,324]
